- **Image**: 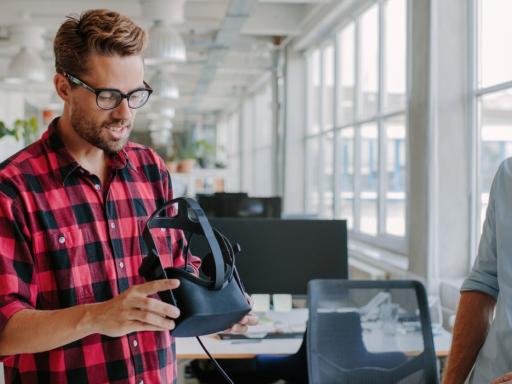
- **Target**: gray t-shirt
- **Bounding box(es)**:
[462,159,512,383]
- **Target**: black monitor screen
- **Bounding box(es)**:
[189,218,348,295]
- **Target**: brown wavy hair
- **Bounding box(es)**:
[54,9,147,77]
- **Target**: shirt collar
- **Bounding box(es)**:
[43,117,134,185]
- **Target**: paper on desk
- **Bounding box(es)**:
[246,309,308,336]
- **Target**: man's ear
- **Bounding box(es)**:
[54,73,71,102]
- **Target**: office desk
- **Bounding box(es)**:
[176,309,452,359]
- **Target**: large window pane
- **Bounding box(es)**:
[384,114,406,236]
[479,89,512,228]
[359,5,379,120]
[338,127,355,229]
[306,137,321,214]
[307,50,321,135]
[323,132,334,218]
[360,123,378,235]
[384,0,406,112]
[337,23,355,125]
[478,0,512,88]
[322,45,334,131]
[252,148,273,196]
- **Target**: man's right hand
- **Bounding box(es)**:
[89,279,181,337]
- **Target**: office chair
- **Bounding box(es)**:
[307,279,439,384]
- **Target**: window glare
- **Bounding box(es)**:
[479,0,512,88]
[359,5,379,119]
[384,0,406,112]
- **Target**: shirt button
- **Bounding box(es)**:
[58,236,66,244]
[160,228,166,232]
[94,184,101,190]
[119,262,124,269]
[110,222,116,229]
[133,340,138,348]
[139,380,144,384]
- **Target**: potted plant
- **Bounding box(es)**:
[165,153,178,173]
[175,135,197,173]
[0,117,39,143]
[194,139,215,169]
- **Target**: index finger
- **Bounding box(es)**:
[137,279,180,295]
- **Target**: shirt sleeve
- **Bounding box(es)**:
[460,163,502,300]
[0,190,37,360]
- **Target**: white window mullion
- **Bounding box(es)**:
[318,47,326,218]
[303,57,309,212]
[333,33,342,219]
[378,0,386,235]
[354,18,362,231]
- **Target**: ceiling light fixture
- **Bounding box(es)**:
[146,21,187,64]
[5,23,46,83]
[150,70,180,99]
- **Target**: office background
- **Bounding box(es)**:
[0,0,507,358]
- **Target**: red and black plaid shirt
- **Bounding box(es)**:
[0,118,200,384]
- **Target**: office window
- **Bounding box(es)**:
[384,0,406,112]
[307,50,321,135]
[474,0,512,233]
[305,137,321,214]
[323,132,334,218]
[384,114,406,236]
[339,127,355,229]
[337,23,355,125]
[323,45,335,132]
[359,5,379,120]
[218,112,241,191]
[360,123,379,235]
[305,0,408,251]
[252,84,273,196]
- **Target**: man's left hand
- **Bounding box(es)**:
[227,293,259,334]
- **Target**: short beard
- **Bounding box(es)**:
[70,106,131,155]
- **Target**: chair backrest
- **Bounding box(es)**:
[307,279,438,384]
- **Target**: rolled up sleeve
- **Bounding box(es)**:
[0,190,37,358]
[461,164,501,300]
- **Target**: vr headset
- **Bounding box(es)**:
[138,197,251,337]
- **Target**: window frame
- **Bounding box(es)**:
[469,0,512,265]
[303,0,410,255]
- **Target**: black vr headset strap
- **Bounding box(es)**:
[143,197,225,290]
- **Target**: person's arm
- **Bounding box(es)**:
[442,291,496,384]
[443,163,507,383]
[0,279,180,356]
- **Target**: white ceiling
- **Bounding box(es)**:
[0,0,332,130]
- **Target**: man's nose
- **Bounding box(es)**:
[111,98,132,120]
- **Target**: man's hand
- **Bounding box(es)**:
[89,279,181,337]
[227,293,259,334]
[492,373,512,384]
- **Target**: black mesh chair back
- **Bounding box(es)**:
[307,279,438,384]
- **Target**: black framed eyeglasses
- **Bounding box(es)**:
[64,72,153,110]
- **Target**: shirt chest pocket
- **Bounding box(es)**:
[33,228,96,308]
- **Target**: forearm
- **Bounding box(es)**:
[443,291,496,384]
[0,304,97,355]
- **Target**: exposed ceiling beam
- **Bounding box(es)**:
[242,4,308,36]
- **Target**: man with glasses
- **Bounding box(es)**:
[0,9,255,384]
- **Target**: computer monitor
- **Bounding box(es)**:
[196,193,282,218]
[189,218,348,295]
